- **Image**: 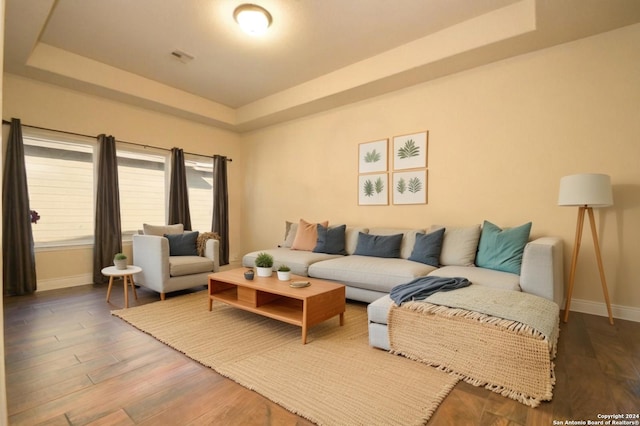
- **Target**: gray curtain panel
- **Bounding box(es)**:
[212,155,229,265]
[93,134,122,284]
[2,118,37,295]
[168,147,192,230]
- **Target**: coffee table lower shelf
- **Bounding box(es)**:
[208,270,346,344]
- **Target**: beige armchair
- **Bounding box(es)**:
[132,224,220,300]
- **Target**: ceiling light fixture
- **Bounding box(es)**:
[233,4,272,36]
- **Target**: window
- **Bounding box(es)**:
[185,154,213,233]
[117,148,167,238]
[23,131,95,246]
[22,129,215,247]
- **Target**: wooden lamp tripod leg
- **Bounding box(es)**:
[564,207,585,323]
[586,208,614,325]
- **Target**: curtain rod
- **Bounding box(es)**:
[2,119,232,161]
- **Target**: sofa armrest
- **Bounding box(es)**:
[132,234,171,290]
[203,238,221,272]
[520,237,564,306]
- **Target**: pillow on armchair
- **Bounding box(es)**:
[144,223,184,236]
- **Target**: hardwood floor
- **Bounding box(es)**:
[4,283,639,425]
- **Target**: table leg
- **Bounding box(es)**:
[339,312,345,326]
[106,276,114,302]
[124,275,129,308]
[131,277,138,301]
[301,325,308,345]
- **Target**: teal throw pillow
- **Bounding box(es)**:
[408,228,446,267]
[165,231,199,256]
[314,224,347,255]
[476,221,531,274]
[354,232,403,258]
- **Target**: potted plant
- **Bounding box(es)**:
[277,264,291,281]
[255,252,274,277]
[113,253,128,270]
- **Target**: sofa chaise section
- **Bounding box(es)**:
[368,235,564,350]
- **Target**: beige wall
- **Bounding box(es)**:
[2,73,244,286]
[242,24,640,312]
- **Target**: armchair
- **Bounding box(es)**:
[132,233,220,300]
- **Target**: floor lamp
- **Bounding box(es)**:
[558,173,614,325]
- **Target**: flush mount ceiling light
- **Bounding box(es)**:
[233,4,272,36]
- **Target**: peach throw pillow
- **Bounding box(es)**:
[291,219,329,251]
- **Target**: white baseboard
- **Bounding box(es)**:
[570,298,640,323]
[37,274,93,292]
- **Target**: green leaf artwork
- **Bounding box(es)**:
[397,139,420,159]
[408,177,422,193]
[363,179,374,197]
[375,177,384,194]
[396,178,407,194]
[364,149,381,163]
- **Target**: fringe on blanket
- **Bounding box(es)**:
[389,301,560,407]
[388,349,556,408]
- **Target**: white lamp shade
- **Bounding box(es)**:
[558,173,613,207]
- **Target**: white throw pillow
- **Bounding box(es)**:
[283,221,298,248]
[143,223,184,236]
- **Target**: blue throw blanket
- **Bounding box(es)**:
[390,276,471,305]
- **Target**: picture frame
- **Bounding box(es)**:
[393,131,428,170]
[358,173,388,205]
[358,139,388,174]
[392,170,427,205]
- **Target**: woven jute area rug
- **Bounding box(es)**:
[112,291,458,425]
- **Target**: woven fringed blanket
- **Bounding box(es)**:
[388,286,560,407]
[197,232,220,256]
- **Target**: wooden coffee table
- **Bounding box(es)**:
[207,268,345,344]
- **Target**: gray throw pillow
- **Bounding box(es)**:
[354,232,403,258]
[408,228,446,266]
[165,231,199,256]
[314,224,347,255]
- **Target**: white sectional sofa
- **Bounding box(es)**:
[243,221,563,349]
[243,223,563,300]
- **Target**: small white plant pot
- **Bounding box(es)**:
[113,259,127,270]
[277,271,291,281]
[256,267,273,277]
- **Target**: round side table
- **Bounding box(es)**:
[102,265,142,308]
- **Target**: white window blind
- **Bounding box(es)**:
[117,148,167,238]
[185,153,213,233]
[23,132,95,246]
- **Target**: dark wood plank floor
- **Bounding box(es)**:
[4,282,639,425]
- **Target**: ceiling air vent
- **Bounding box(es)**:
[170,50,194,64]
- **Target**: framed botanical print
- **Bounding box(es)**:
[393,170,427,205]
[358,173,388,205]
[393,131,428,170]
[358,139,388,174]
